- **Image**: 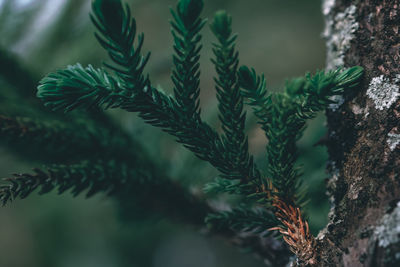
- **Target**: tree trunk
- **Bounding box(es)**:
[317,0,400,266]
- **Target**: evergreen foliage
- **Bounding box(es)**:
[0,160,127,205]
[211,11,256,183]
[0,158,210,225]
[37,64,128,111]
[170,0,205,118]
[1,0,364,263]
[90,0,151,92]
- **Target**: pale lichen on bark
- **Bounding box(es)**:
[322,0,335,17]
[323,2,359,112]
[366,75,400,111]
[323,4,359,71]
[374,201,400,248]
[387,132,400,151]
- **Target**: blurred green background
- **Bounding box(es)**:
[0,0,328,266]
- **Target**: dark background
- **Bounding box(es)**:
[0,0,327,266]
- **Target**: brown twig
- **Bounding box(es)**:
[262,181,318,266]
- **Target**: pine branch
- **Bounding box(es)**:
[238,65,271,131]
[91,0,261,182]
[30,0,365,263]
[290,66,364,120]
[0,158,210,225]
[0,47,134,145]
[170,0,206,118]
[38,0,261,185]
[210,11,256,182]
[90,0,150,92]
[37,64,128,112]
[37,65,228,172]
[0,160,128,205]
[264,93,305,204]
[270,198,317,266]
[37,64,262,198]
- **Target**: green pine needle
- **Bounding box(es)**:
[37,64,128,112]
[91,0,150,91]
[211,10,258,183]
[0,160,129,205]
[170,0,206,118]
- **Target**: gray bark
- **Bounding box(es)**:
[317,0,400,266]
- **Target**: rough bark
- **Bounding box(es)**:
[317,0,400,266]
